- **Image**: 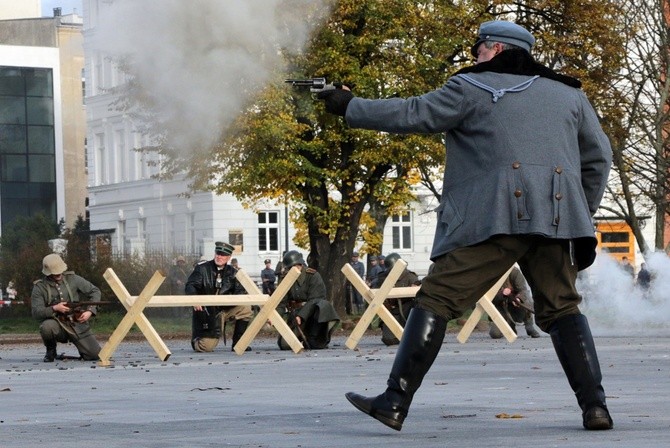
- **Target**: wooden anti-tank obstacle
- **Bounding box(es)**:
[342,261,517,348]
[97,266,304,366]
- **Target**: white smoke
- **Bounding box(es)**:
[91,0,331,151]
[578,251,670,336]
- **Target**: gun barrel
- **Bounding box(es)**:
[285,77,327,89]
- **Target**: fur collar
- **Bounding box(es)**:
[455,50,581,89]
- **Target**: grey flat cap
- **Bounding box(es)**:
[471,20,535,56]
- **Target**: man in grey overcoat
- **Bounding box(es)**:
[319,20,613,432]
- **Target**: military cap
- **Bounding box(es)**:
[471,20,535,56]
[214,241,235,256]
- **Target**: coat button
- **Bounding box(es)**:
[517,212,524,219]
[555,217,560,224]
[514,189,522,198]
[512,162,521,169]
[555,166,563,174]
[555,193,563,200]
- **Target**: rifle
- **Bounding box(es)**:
[285,77,338,93]
[54,301,114,323]
[504,295,535,314]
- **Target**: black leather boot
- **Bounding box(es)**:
[232,320,251,352]
[43,343,57,362]
[345,307,447,431]
[550,314,613,430]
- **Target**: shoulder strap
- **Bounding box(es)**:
[457,74,539,103]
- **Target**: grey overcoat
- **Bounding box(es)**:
[346,65,611,269]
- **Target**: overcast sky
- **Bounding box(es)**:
[41,0,83,16]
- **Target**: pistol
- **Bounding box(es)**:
[285,77,337,93]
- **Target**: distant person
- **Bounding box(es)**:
[261,259,277,295]
[277,250,340,350]
[275,251,287,283]
[636,262,651,293]
[489,266,541,339]
[186,241,252,352]
[366,255,383,287]
[230,258,240,270]
[620,256,634,278]
[31,254,102,362]
[371,255,386,288]
[6,281,17,300]
[348,252,366,313]
[168,256,189,295]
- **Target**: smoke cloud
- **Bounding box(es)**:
[578,252,670,336]
[91,0,331,152]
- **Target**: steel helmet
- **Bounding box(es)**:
[42,253,67,276]
[384,252,402,270]
[282,250,306,268]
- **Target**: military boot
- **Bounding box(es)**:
[231,319,252,352]
[43,343,57,363]
[345,307,447,431]
[550,314,613,430]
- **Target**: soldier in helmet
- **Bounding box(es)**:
[376,253,422,346]
[31,253,102,362]
[186,241,253,353]
[277,250,340,350]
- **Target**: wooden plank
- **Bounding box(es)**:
[370,286,420,299]
[125,294,268,307]
[233,266,304,355]
[456,266,517,344]
[98,269,168,366]
[99,268,170,364]
[345,259,407,350]
[342,264,404,342]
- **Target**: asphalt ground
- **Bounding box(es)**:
[1,331,668,448]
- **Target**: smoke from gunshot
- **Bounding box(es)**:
[91,0,331,152]
[578,251,670,336]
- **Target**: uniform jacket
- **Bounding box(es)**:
[186,260,246,339]
[185,260,245,297]
[346,50,612,270]
[31,272,101,336]
[279,268,340,349]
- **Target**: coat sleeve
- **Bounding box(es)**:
[75,275,102,302]
[577,93,612,215]
[345,79,466,134]
[31,281,55,321]
[185,266,203,295]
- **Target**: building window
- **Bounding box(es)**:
[258,211,279,252]
[117,220,126,254]
[187,213,196,252]
[596,222,635,263]
[138,217,146,241]
[95,133,107,184]
[391,211,413,250]
[115,129,126,182]
[229,229,244,253]
[0,66,56,229]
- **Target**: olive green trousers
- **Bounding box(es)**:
[416,235,583,332]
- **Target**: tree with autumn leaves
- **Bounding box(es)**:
[147,1,625,314]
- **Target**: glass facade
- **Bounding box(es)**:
[0,66,57,228]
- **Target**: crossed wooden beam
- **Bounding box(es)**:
[342,260,517,350]
[97,266,304,366]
